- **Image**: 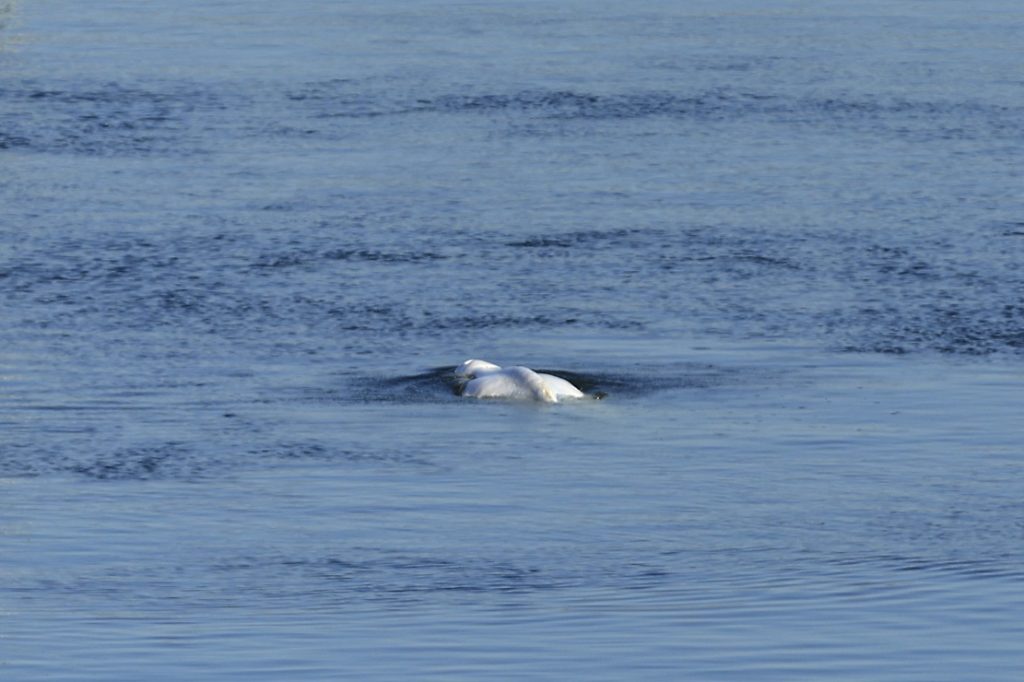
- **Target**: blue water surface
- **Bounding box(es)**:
[2,1,1023,679]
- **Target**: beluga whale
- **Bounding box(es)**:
[454,359,587,403]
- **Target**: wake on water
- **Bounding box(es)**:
[345,361,754,404]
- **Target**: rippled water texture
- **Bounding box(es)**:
[2,1,1023,680]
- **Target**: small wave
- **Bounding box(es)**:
[0,79,225,156]
[210,550,673,605]
[281,82,1024,143]
[506,228,646,249]
[67,443,201,481]
[829,553,1024,582]
[250,248,449,270]
[0,437,441,481]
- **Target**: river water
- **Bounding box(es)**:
[2,1,1023,679]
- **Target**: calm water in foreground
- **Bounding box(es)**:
[2,1,1023,679]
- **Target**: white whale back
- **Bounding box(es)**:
[462,366,557,403]
[455,359,583,403]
